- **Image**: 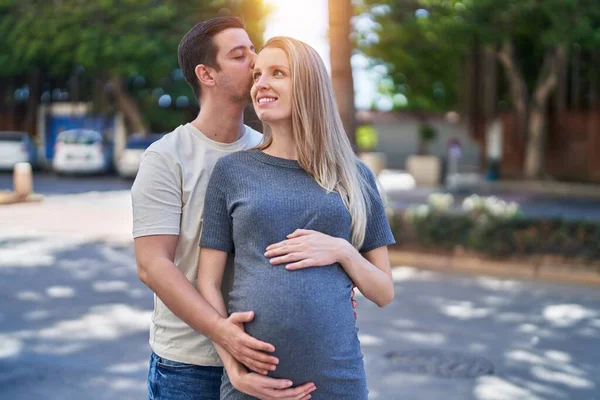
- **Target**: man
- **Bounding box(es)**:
[132,17,317,399]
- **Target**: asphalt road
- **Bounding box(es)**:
[0,171,133,196]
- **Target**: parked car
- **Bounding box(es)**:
[0,131,38,171]
[116,133,165,178]
[52,129,113,174]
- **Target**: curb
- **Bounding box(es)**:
[389,249,600,287]
[0,192,44,206]
[478,180,600,199]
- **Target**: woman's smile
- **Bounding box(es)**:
[256,95,279,107]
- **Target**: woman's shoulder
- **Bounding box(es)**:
[215,150,256,168]
[212,150,258,181]
[356,159,376,182]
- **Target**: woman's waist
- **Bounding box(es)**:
[227,278,357,347]
[228,266,352,311]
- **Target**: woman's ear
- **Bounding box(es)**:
[195,64,216,88]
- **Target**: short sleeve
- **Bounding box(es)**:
[131,151,182,238]
[199,159,234,253]
[358,162,396,253]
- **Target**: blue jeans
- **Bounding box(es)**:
[148,352,223,400]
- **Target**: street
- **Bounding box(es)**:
[2,171,600,220]
[1,176,600,399]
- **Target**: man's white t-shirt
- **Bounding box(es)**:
[131,123,263,366]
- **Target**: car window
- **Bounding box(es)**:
[57,130,103,145]
[0,132,26,142]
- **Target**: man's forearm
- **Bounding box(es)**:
[198,279,246,378]
[144,256,225,342]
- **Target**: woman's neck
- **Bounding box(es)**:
[264,121,297,160]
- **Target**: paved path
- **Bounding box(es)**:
[3,170,600,220]
[1,191,600,399]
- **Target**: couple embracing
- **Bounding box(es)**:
[132,16,395,400]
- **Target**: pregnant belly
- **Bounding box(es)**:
[228,264,363,382]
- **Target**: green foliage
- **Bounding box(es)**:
[1,0,269,77]
[395,194,600,261]
[356,124,379,150]
[356,0,600,111]
[418,123,436,143]
[0,0,270,131]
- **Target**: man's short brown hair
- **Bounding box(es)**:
[178,16,245,99]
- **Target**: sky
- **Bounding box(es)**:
[262,0,380,110]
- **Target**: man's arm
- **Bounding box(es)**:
[135,235,220,340]
[131,151,275,368]
[197,247,316,399]
[196,246,279,375]
[135,235,278,361]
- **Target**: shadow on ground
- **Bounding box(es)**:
[0,237,152,400]
[359,268,600,400]
[1,234,600,400]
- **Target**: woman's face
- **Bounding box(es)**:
[251,47,292,124]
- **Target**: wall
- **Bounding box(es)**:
[357,111,481,172]
[499,110,600,183]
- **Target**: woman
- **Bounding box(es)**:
[198,37,395,399]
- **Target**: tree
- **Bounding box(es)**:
[355,1,468,112]
[0,0,270,135]
[329,0,357,146]
[358,0,600,179]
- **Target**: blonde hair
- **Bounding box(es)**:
[257,36,370,249]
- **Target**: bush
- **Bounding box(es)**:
[394,194,600,261]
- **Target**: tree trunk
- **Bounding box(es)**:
[466,37,483,142]
[328,0,356,147]
[108,74,148,135]
[25,69,42,138]
[481,46,498,170]
[524,105,545,179]
[497,40,528,142]
[554,48,568,113]
[498,42,567,179]
[523,46,566,179]
[571,44,582,109]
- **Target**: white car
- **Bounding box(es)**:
[52,129,112,174]
[0,131,38,170]
[116,134,164,178]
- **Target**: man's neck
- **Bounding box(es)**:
[191,99,247,144]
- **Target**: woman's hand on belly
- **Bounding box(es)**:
[230,368,316,400]
[265,229,350,270]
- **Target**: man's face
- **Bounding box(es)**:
[211,28,256,104]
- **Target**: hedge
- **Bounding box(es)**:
[389,194,600,262]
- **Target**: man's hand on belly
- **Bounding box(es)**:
[216,311,280,375]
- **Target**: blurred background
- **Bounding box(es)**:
[1,1,600,399]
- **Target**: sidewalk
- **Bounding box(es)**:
[478,179,600,199]
[379,171,600,221]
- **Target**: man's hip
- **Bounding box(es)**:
[148,351,223,400]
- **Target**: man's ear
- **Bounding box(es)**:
[195,64,216,88]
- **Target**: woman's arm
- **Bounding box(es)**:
[265,230,394,307]
[337,244,394,307]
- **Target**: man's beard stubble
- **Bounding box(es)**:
[229,75,253,104]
